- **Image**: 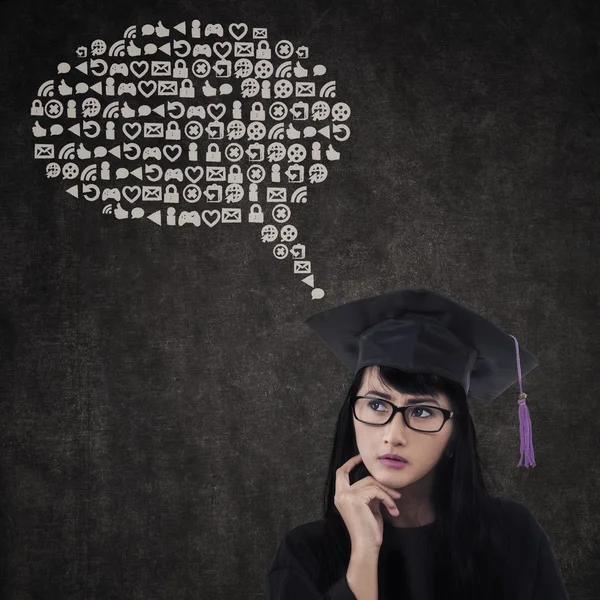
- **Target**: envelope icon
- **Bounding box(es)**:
[221,207,241,223]
[294,260,311,274]
[206,166,226,181]
[142,186,162,201]
[234,42,254,57]
[151,61,171,76]
[295,82,315,97]
[144,123,164,138]
[267,187,286,202]
[253,27,267,39]
[158,80,177,95]
[34,143,54,159]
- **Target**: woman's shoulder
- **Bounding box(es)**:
[268,520,327,575]
[485,494,547,542]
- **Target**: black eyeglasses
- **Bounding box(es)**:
[351,395,458,433]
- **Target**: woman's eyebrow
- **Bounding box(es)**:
[361,389,441,406]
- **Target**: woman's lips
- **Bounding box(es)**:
[379,458,409,469]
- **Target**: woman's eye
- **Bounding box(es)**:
[413,407,433,418]
[368,401,387,411]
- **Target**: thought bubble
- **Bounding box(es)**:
[30,20,353,298]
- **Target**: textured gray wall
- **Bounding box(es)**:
[0,0,598,598]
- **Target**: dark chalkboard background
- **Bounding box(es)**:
[0,0,598,598]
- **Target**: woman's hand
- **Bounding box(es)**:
[334,453,402,554]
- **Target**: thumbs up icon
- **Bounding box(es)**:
[76,143,92,160]
[293,61,308,78]
[113,203,129,220]
[32,121,47,137]
[286,123,301,139]
[127,40,142,57]
[58,79,73,96]
[325,144,340,161]
[155,21,170,37]
[202,81,217,97]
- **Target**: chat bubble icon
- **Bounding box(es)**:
[30,20,354,299]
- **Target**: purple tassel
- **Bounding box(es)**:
[510,334,536,468]
[517,393,536,468]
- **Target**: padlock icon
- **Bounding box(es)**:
[164,184,180,203]
[31,99,44,116]
[256,41,271,60]
[250,102,265,121]
[180,79,195,99]
[206,143,221,162]
[228,165,243,184]
[173,59,189,79]
[165,121,181,141]
[248,204,264,223]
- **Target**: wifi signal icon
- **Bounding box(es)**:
[37,80,54,97]
[109,40,126,57]
[102,204,114,215]
[102,101,120,119]
[268,123,286,140]
[123,25,137,39]
[291,186,308,203]
[275,61,293,78]
[58,142,76,160]
[81,165,98,181]
[319,81,336,98]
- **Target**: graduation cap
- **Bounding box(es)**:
[304,288,538,468]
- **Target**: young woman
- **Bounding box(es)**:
[266,289,570,600]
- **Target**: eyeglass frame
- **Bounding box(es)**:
[351,395,459,433]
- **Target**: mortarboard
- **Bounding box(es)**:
[304,288,538,468]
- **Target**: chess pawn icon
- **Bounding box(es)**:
[311,142,321,161]
[232,100,242,120]
[249,183,258,202]
[261,80,271,99]
[105,77,116,96]
[191,19,201,38]
[188,142,198,162]
[106,121,115,140]
[67,99,77,119]
[100,161,110,180]
[271,164,281,183]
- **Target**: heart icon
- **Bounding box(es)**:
[163,144,182,162]
[213,42,232,59]
[207,103,226,121]
[202,209,221,227]
[185,166,204,183]
[130,61,149,78]
[122,186,141,203]
[123,123,142,140]
[138,80,157,98]
[228,23,248,41]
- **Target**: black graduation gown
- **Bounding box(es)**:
[265,497,570,600]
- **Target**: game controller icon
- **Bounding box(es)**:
[102,188,121,201]
[164,168,184,182]
[110,63,129,76]
[142,147,162,160]
[179,211,201,226]
[186,106,206,118]
[193,44,212,57]
[117,82,136,96]
[205,24,224,36]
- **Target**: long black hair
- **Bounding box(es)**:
[316,365,509,600]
